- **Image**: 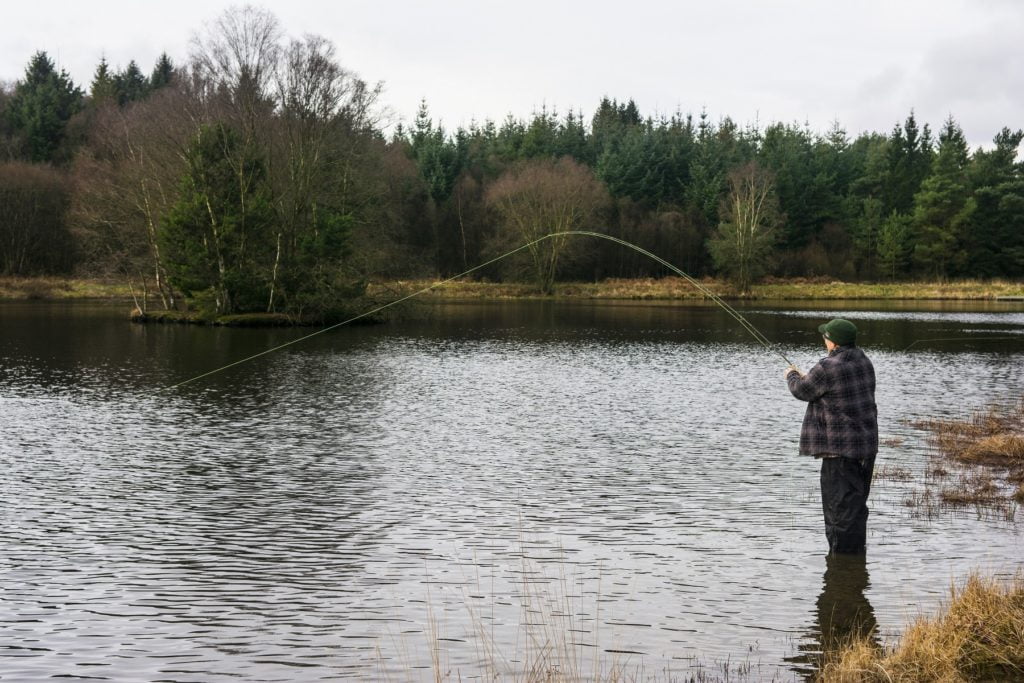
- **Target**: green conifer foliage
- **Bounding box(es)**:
[160,123,276,315]
[90,57,117,103]
[5,51,84,162]
[114,61,149,105]
[911,117,971,278]
[150,53,175,90]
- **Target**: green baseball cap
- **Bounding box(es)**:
[818,318,858,345]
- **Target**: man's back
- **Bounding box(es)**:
[787,345,878,459]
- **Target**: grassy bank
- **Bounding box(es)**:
[820,573,1024,682]
[373,277,1024,301]
[3,275,1023,303]
[0,276,133,300]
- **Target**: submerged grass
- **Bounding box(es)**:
[905,397,1024,516]
[387,528,777,683]
[909,399,1024,508]
[820,572,1024,682]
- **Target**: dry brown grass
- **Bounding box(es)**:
[4,275,1021,304]
[910,399,1024,508]
[938,472,1003,506]
[367,277,1024,302]
[874,464,913,482]
[820,573,1024,682]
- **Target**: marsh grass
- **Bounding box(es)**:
[819,573,1024,682]
[446,539,637,682]
[908,399,1024,510]
[873,464,913,482]
[382,530,775,683]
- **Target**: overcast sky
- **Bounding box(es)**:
[2,0,1022,148]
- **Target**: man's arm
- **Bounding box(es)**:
[787,361,828,402]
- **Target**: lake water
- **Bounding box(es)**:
[2,299,1023,681]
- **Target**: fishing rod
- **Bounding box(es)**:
[168,230,793,389]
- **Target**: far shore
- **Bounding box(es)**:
[1,275,1023,308]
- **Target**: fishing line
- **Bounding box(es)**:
[168,230,792,389]
[902,336,1021,352]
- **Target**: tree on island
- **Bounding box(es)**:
[161,122,276,315]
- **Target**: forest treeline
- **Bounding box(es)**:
[1,6,1022,316]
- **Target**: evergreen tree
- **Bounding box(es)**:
[965,128,1024,276]
[884,111,933,215]
[90,57,117,104]
[911,117,971,277]
[851,197,883,278]
[150,53,174,90]
[597,118,694,208]
[160,123,275,314]
[590,97,641,160]
[410,100,461,203]
[556,109,590,163]
[877,210,910,280]
[759,122,833,252]
[114,61,149,105]
[4,51,84,162]
[686,111,726,230]
[520,106,560,159]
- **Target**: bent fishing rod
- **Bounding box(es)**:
[168,230,793,389]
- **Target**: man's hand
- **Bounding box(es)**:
[785,365,802,379]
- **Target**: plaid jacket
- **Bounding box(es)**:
[786,345,878,459]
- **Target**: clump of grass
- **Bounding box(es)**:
[911,399,1024,507]
[819,572,1024,682]
[938,472,1003,506]
[874,464,913,482]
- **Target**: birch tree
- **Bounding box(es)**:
[708,162,779,294]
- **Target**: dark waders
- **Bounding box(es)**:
[820,455,875,554]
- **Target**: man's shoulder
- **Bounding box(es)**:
[822,346,872,369]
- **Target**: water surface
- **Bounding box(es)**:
[2,299,1022,681]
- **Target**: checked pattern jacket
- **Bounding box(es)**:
[786,345,878,459]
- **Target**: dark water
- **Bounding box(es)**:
[2,299,1023,681]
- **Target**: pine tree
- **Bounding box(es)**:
[5,51,84,162]
[877,210,910,280]
[851,197,883,278]
[885,111,934,215]
[150,53,174,90]
[965,128,1024,276]
[911,117,971,278]
[90,57,117,104]
[114,61,149,105]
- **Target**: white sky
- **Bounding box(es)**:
[2,0,1022,148]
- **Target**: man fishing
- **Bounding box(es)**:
[785,319,878,554]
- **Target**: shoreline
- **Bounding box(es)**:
[2,276,1023,306]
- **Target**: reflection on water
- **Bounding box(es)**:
[787,553,879,678]
[1,299,1023,681]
